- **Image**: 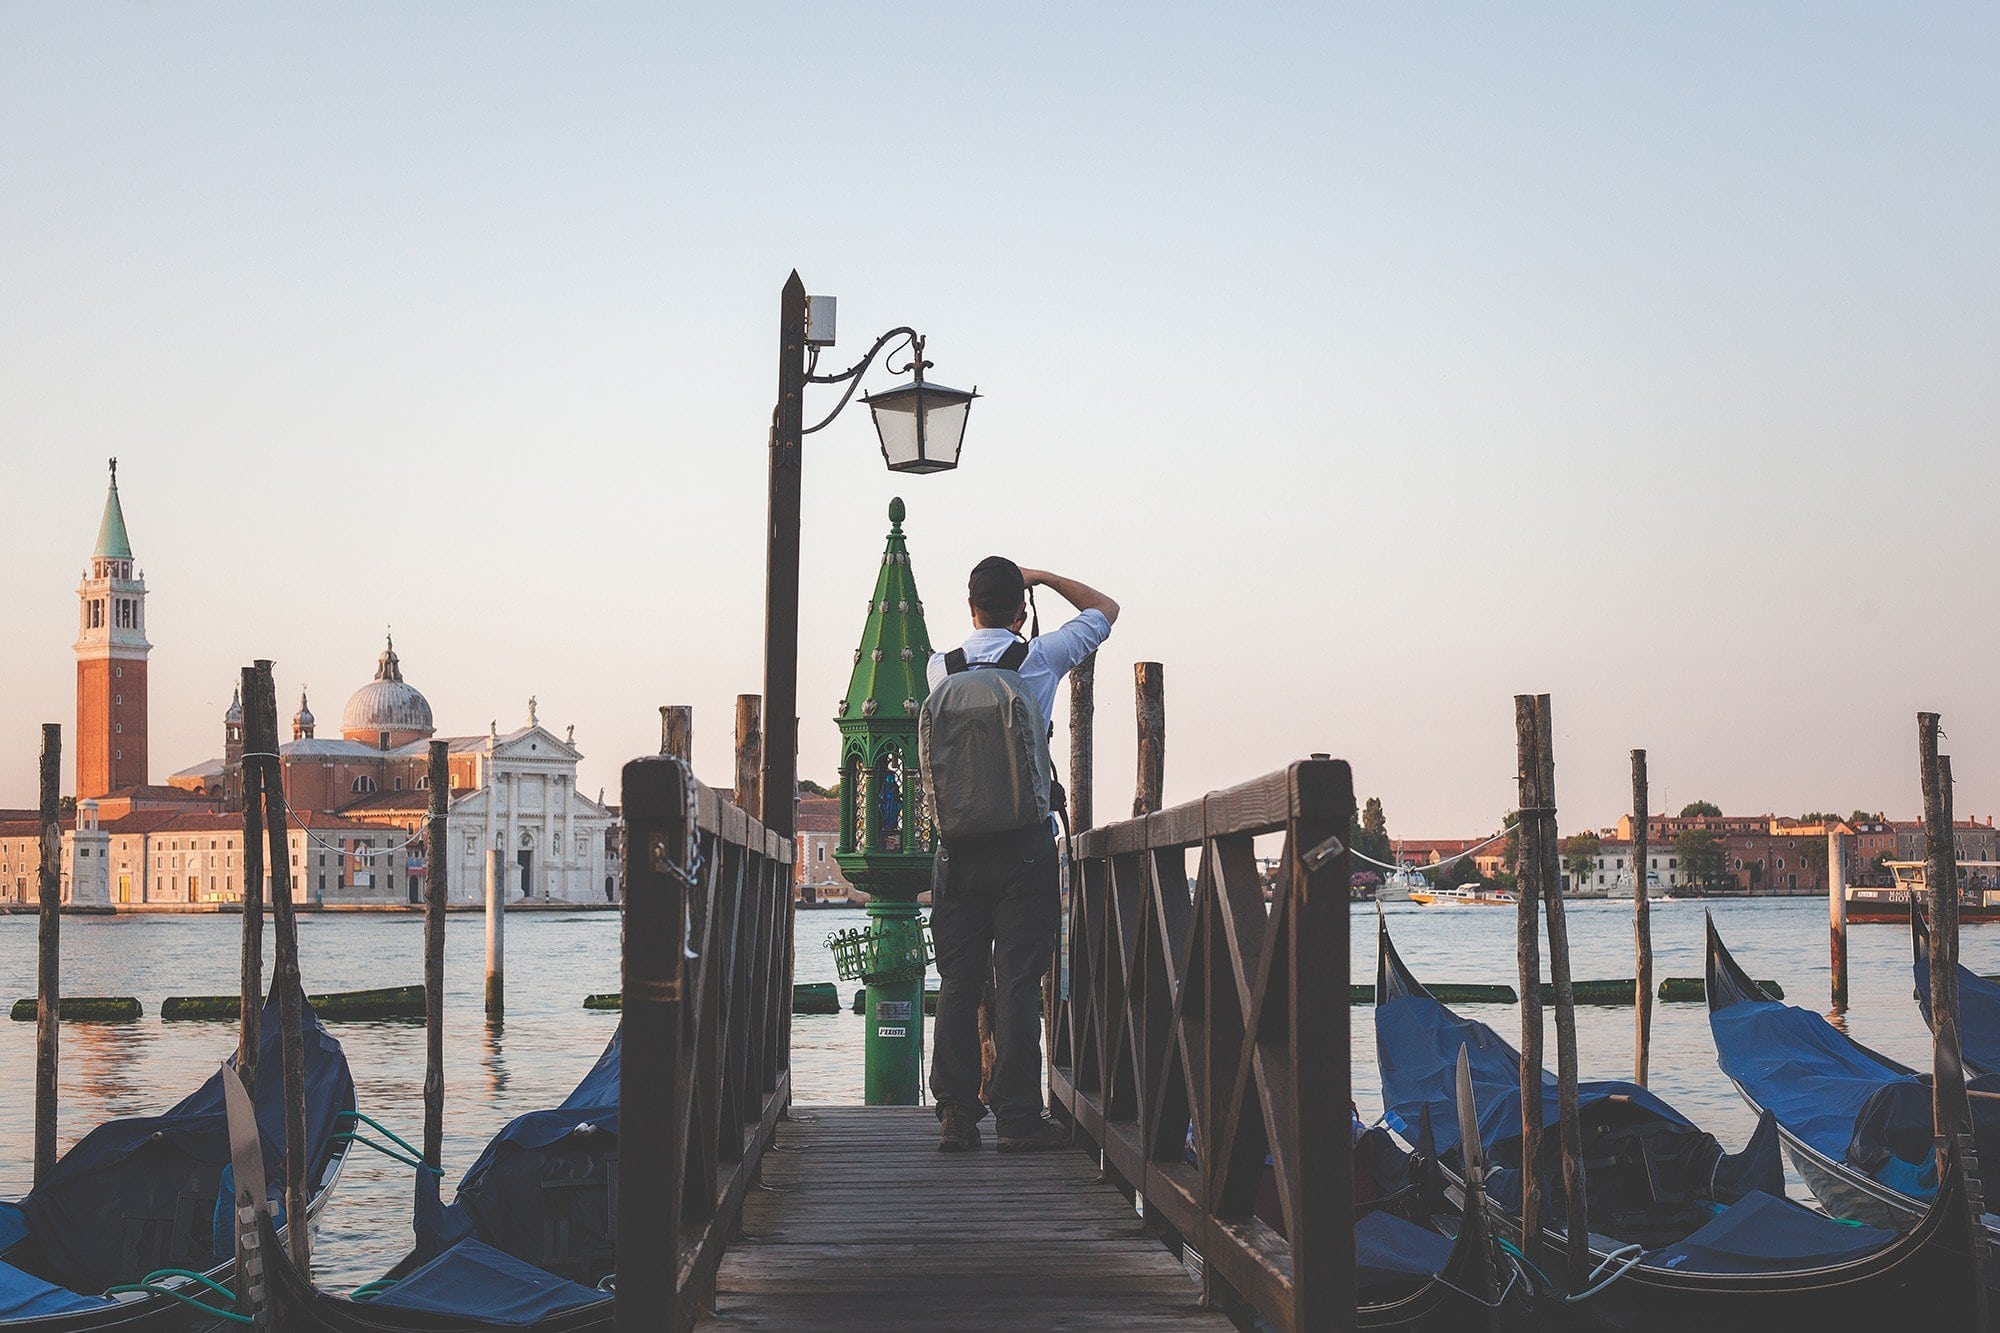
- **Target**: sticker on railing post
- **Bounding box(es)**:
[876,1000,913,1021]
[877,1026,907,1038]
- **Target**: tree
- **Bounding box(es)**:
[1798,811,1839,825]
[1675,828,1728,891]
[800,777,840,799]
[1850,810,1880,826]
[1351,796,1392,869]
[1562,831,1601,891]
[1679,800,1722,819]
[1424,856,1478,890]
[57,796,76,817]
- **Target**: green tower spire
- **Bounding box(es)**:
[94,457,133,560]
[834,496,938,888]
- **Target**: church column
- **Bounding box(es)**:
[562,777,575,901]
[542,777,556,900]
[503,772,518,899]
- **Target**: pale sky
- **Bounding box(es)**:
[2,4,1996,836]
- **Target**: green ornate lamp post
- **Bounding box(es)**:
[829,497,938,1105]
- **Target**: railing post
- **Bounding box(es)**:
[661,705,693,764]
[1287,758,1355,1331]
[735,695,763,816]
[1133,663,1164,818]
[618,755,694,1332]
[34,723,61,1187]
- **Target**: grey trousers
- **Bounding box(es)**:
[928,824,1060,1135]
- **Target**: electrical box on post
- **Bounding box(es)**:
[805,295,837,347]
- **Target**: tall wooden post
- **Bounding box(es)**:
[1068,654,1095,831]
[1632,749,1653,1086]
[34,724,61,1186]
[1524,697,1588,1288]
[1918,716,1989,1315]
[249,662,310,1272]
[423,741,449,1203]
[485,848,505,1020]
[618,756,694,1331]
[238,668,265,1096]
[1828,825,1850,1010]
[759,271,807,849]
[1132,662,1164,817]
[660,705,693,765]
[735,695,763,816]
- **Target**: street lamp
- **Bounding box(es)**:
[759,272,972,847]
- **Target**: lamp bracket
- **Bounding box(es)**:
[802,326,924,435]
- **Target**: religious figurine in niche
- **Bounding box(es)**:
[878,764,903,853]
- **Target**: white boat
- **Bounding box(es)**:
[1408,882,1516,907]
[1377,867,1429,903]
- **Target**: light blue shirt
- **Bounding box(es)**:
[927,609,1113,726]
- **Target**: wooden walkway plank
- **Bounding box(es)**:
[705,1107,1232,1330]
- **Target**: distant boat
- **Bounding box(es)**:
[1844,860,2000,924]
[1408,883,1515,907]
[1376,868,1428,903]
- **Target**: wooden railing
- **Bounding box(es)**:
[1049,759,1355,1331]
[617,755,794,1330]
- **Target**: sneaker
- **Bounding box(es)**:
[997,1117,1069,1153]
[938,1106,981,1153]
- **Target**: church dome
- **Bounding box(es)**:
[341,635,434,741]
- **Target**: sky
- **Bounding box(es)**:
[2,4,1996,837]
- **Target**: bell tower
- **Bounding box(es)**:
[75,458,150,800]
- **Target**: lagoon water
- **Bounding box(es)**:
[0,898,1967,1288]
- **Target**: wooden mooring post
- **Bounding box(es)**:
[1632,748,1653,1086]
[238,676,264,1100]
[485,848,504,1020]
[660,704,692,764]
[1068,653,1094,830]
[1829,822,1850,1011]
[735,694,762,815]
[1917,713,1990,1315]
[1511,733,1545,1255]
[34,723,60,1186]
[1133,662,1164,817]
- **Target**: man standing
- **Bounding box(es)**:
[921,557,1118,1152]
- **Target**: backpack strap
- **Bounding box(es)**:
[995,639,1031,673]
[950,640,1031,674]
[943,648,970,675]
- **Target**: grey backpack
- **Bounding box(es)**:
[919,641,1051,839]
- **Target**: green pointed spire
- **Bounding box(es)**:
[838,497,935,724]
[94,457,133,560]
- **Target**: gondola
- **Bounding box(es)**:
[1912,905,2000,1079]
[1710,914,2000,1253]
[1378,916,1985,1329]
[230,1032,620,1330]
[0,999,355,1329]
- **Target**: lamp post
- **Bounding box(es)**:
[758,271,976,841]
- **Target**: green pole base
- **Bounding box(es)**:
[862,897,926,1106]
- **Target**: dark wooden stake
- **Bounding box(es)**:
[1132,662,1164,817]
[485,848,505,1020]
[660,705,693,765]
[424,740,449,1198]
[734,694,763,817]
[1918,716,1989,1315]
[1068,652,1095,832]
[1829,822,1849,1011]
[249,662,310,1273]
[1632,749,1652,1086]
[1526,697,1589,1289]
[1510,707,1545,1259]
[758,271,807,852]
[34,723,61,1186]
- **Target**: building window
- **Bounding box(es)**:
[352,775,377,794]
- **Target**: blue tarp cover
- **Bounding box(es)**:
[370,1238,608,1325]
[6,997,353,1294]
[1913,938,2000,1077]
[428,1029,620,1261]
[0,1258,114,1318]
[1355,1210,1453,1289]
[1643,1191,1894,1274]
[1708,994,1912,1161]
[1375,990,1689,1157]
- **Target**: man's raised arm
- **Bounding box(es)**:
[1018,567,1119,626]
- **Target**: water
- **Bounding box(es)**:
[0,898,1965,1289]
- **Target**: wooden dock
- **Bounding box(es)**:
[706,1106,1233,1330]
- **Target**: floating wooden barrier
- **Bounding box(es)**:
[1349,983,1518,1005]
[161,985,427,1021]
[10,996,141,1023]
[586,983,844,1015]
[1659,976,1784,1002]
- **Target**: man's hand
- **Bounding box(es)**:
[1014,567,1119,626]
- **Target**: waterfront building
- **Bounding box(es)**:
[795,794,855,905]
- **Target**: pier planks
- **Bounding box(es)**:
[707,1106,1230,1329]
